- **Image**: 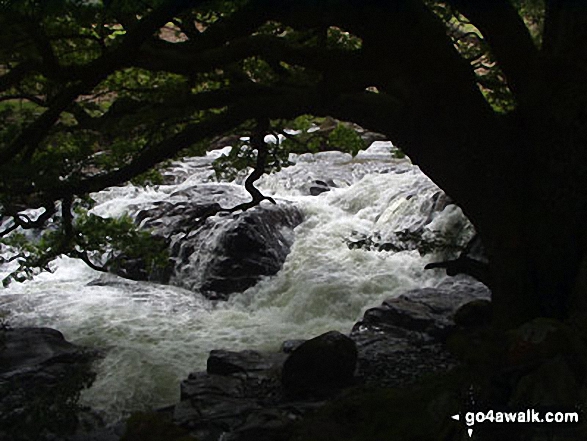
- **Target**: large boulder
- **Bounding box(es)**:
[351,276,491,388]
[0,327,97,441]
[194,203,303,298]
[281,331,358,398]
[103,183,303,299]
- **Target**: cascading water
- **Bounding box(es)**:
[0,141,472,423]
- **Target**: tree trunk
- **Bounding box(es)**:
[473,114,587,327]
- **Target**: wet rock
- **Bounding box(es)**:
[119,411,191,441]
[105,183,303,298]
[0,327,97,441]
[171,344,335,441]
[308,179,334,196]
[167,278,491,441]
[352,277,491,388]
[194,202,303,298]
[280,339,305,354]
[1,327,80,373]
[281,331,357,398]
[207,349,286,376]
[174,349,292,441]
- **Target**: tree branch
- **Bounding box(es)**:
[227,119,276,212]
[135,33,362,80]
[0,61,41,93]
[0,1,211,164]
[446,0,539,100]
[70,250,109,273]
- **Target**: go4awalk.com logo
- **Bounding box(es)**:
[451,408,580,438]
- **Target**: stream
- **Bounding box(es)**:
[0,141,472,423]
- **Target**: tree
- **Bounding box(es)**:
[0,0,586,327]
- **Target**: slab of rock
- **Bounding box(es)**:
[207,349,285,376]
[174,349,293,441]
[170,331,357,441]
[195,203,303,298]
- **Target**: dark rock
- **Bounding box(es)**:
[175,350,286,440]
[172,348,324,441]
[351,277,491,388]
[194,203,303,298]
[365,297,439,334]
[280,339,305,354]
[120,411,191,441]
[207,349,286,376]
[281,331,357,398]
[0,327,97,441]
[167,278,492,441]
[453,299,493,328]
[308,180,332,196]
[0,327,79,373]
[103,183,303,298]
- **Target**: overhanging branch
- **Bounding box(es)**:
[446,0,539,100]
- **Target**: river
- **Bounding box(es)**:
[0,141,472,423]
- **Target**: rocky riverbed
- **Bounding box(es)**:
[1,276,490,441]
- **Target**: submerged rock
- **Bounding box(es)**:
[308,179,335,196]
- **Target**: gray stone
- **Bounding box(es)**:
[453,298,493,328]
[166,278,492,440]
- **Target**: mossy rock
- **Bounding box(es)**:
[121,412,196,441]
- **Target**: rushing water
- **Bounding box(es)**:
[0,141,471,423]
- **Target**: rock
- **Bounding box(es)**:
[0,327,97,441]
[351,277,491,388]
[280,339,305,354]
[364,297,440,334]
[167,279,491,440]
[308,180,333,196]
[0,327,80,373]
[207,349,286,376]
[453,299,492,328]
[281,331,357,398]
[194,202,303,298]
[120,411,192,441]
[104,183,303,298]
[174,349,300,440]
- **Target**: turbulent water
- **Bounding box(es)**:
[0,141,471,423]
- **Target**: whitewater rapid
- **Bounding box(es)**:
[0,141,471,422]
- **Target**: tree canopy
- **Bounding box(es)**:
[1,0,587,326]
